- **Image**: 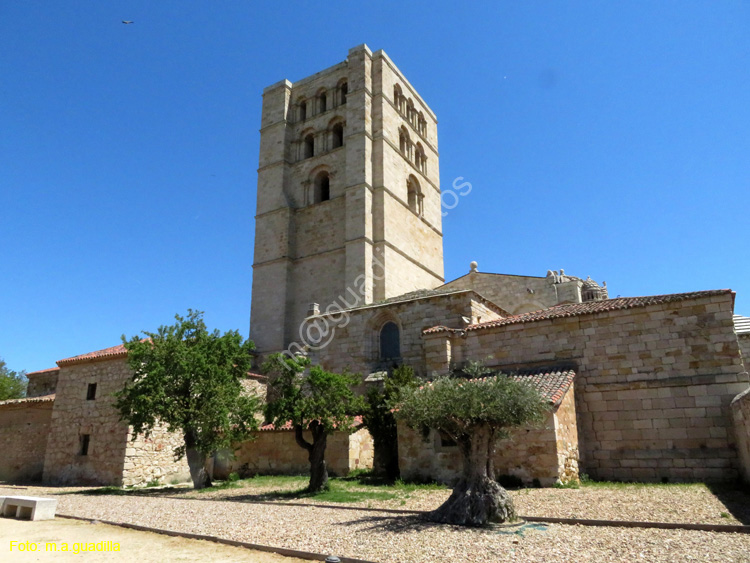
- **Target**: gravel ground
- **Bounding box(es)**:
[3,484,750,562]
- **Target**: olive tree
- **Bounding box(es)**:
[395,368,549,526]
[263,354,363,492]
[115,310,261,489]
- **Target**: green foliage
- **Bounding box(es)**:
[263,354,363,436]
[114,310,261,459]
[395,372,549,443]
[361,365,418,479]
[0,358,27,400]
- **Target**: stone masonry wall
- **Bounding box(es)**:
[26,368,59,397]
[731,388,750,484]
[442,271,558,315]
[227,428,373,477]
[122,424,190,487]
[0,401,54,482]
[311,291,502,378]
[43,358,133,486]
[456,292,748,482]
[738,335,750,369]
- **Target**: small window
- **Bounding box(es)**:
[380,322,400,360]
[313,171,330,203]
[304,134,314,159]
[299,101,307,121]
[332,123,344,149]
[86,383,97,400]
[319,92,327,113]
[80,434,90,456]
[407,175,423,216]
[340,81,348,104]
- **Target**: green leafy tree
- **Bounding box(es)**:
[263,354,364,492]
[395,367,549,526]
[115,310,261,489]
[0,358,27,400]
[361,365,418,481]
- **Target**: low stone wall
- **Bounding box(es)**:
[0,400,54,482]
[225,428,373,478]
[122,424,190,487]
[731,386,750,484]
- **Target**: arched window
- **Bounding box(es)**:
[332,122,344,149]
[303,134,314,159]
[319,91,327,113]
[380,322,400,360]
[299,100,307,121]
[407,175,423,216]
[313,171,330,203]
[415,143,426,173]
[399,126,410,156]
[407,99,415,125]
[393,84,403,112]
[418,112,426,135]
[339,81,348,104]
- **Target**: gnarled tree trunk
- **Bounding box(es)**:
[184,430,212,489]
[295,421,329,492]
[429,424,515,526]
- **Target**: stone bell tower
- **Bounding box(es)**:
[250,44,444,355]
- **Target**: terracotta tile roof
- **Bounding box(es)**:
[508,369,575,408]
[423,290,733,334]
[57,343,129,366]
[0,393,55,407]
[259,415,364,432]
[734,315,750,336]
[26,367,60,377]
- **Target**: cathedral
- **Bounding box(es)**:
[1,45,749,488]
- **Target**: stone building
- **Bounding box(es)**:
[1,45,749,487]
[250,45,750,486]
[250,44,444,356]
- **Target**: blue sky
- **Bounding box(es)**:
[1,2,748,373]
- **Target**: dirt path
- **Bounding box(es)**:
[0,518,310,563]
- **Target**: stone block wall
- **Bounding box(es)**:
[738,335,750,369]
[453,292,748,482]
[311,291,503,378]
[442,271,557,315]
[226,427,373,477]
[0,400,54,482]
[121,424,190,487]
[43,358,133,486]
[731,387,750,484]
[26,368,59,397]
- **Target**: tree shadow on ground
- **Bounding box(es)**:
[706,483,750,524]
[337,513,446,534]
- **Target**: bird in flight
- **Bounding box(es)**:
[122,20,133,24]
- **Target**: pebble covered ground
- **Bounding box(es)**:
[3,483,750,563]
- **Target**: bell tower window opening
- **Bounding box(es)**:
[339,81,348,104]
[380,322,400,360]
[313,171,330,203]
[319,91,327,113]
[407,175,423,216]
[332,123,344,149]
[303,134,314,159]
[299,100,307,122]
